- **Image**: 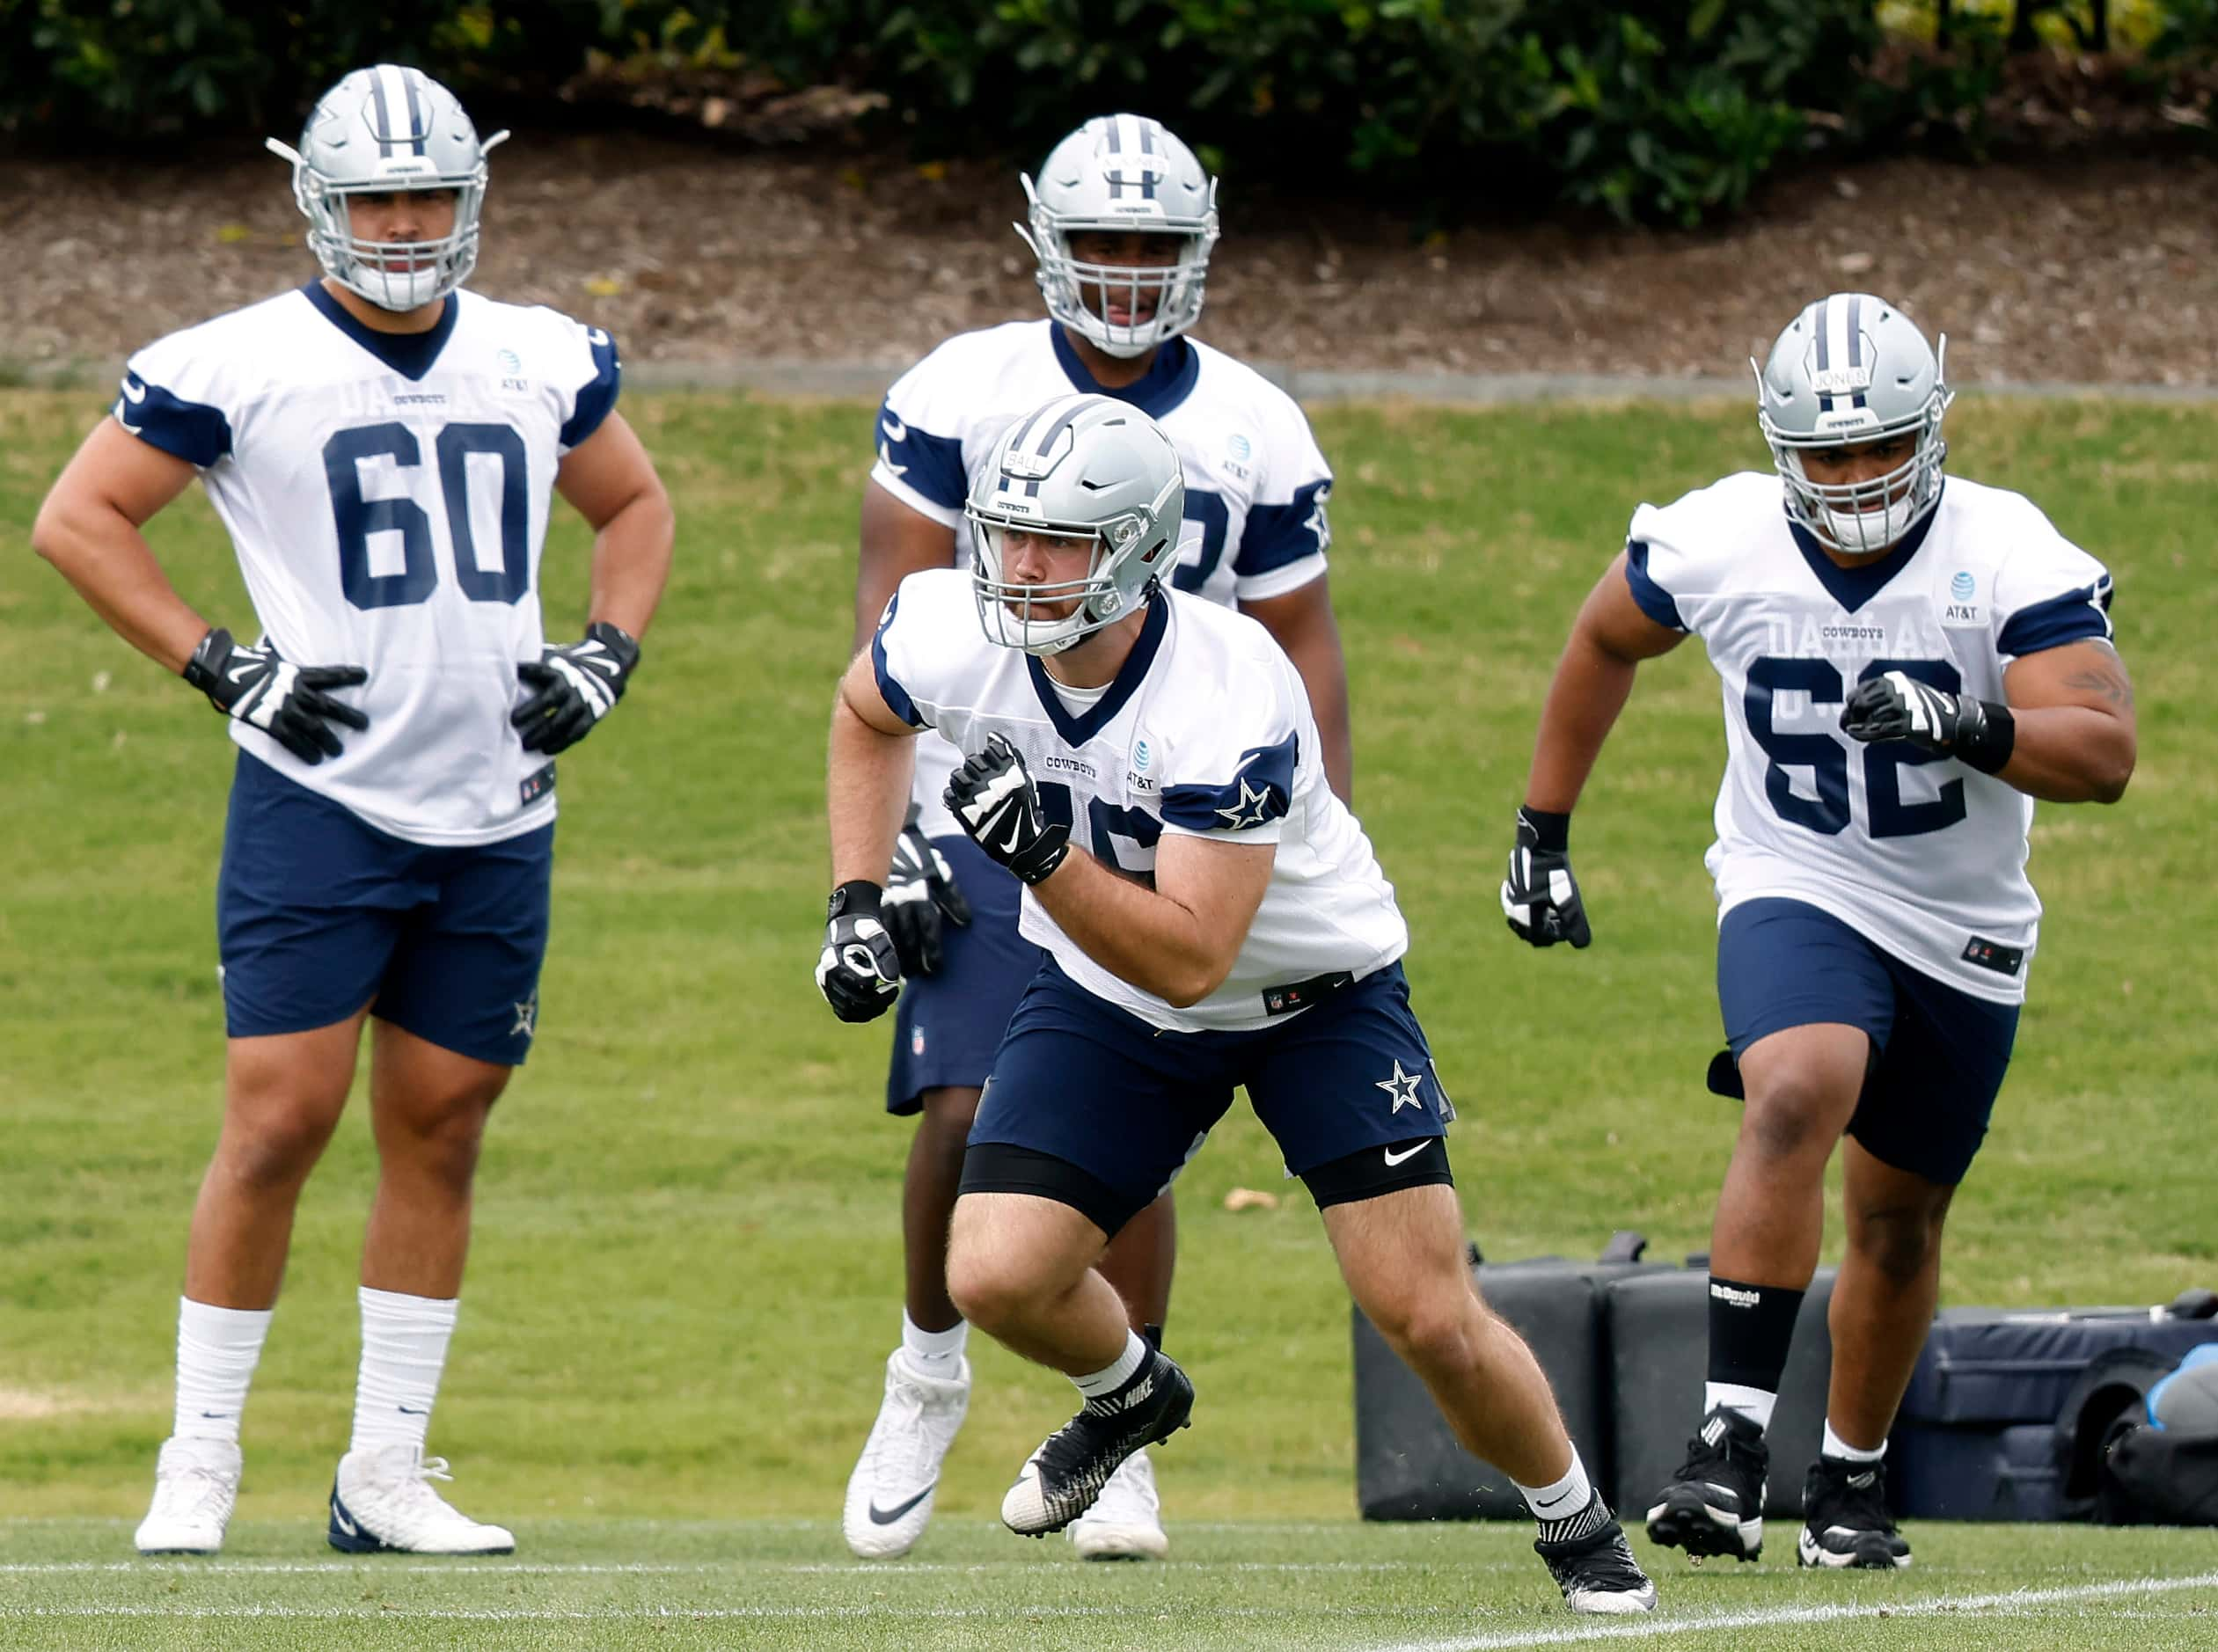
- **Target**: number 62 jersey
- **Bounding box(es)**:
[1624,471,2113,1004]
[116,281,620,845]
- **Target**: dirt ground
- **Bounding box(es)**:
[9,131,2218,386]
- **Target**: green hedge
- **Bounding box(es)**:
[5,1,2213,224]
[750,0,1885,226]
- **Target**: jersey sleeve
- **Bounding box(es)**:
[1621,504,1695,633]
[115,332,236,470]
[869,569,972,729]
[867,347,972,528]
[1230,391,1333,601]
[1992,516,2114,663]
[1157,652,1299,846]
[1618,475,1769,635]
[553,318,621,452]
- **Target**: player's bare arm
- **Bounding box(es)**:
[816,651,920,1023]
[1033,829,1274,1009]
[32,417,210,671]
[1997,638,2137,803]
[1502,551,1687,949]
[1522,550,1688,815]
[855,483,957,652]
[509,412,672,756]
[828,649,922,889]
[553,410,673,641]
[1243,575,1355,801]
[1840,634,2136,806]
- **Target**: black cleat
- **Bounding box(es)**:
[1534,1496,1658,1614]
[1797,1457,1912,1569]
[1646,1405,1768,1563]
[1000,1349,1194,1537]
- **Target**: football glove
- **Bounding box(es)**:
[816,881,904,1023]
[882,805,971,976]
[182,626,369,765]
[1500,805,1591,949]
[1840,671,2016,774]
[944,733,1071,887]
[512,621,640,756]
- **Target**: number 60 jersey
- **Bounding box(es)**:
[1624,471,2114,1003]
[116,282,620,845]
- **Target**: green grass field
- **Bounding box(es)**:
[3,388,2214,1648]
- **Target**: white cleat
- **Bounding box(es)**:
[135,1436,242,1555]
[842,1350,971,1560]
[327,1442,514,1554]
[1070,1448,1168,1561]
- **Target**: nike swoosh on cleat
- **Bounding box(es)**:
[868,1483,936,1525]
[1382,1140,1433,1167]
[331,1502,359,1539]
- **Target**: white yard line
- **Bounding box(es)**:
[2,1569,2212,1630]
[0,1557,1454,1576]
[1372,1569,2218,1652]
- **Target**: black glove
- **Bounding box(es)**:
[882,806,972,976]
[1500,805,1591,949]
[182,626,368,765]
[1841,670,2016,774]
[944,733,1071,886]
[816,881,904,1023]
[512,621,640,755]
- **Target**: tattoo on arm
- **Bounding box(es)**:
[2061,662,2134,710]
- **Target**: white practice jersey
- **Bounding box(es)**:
[868,318,1334,837]
[1627,471,2114,1003]
[118,282,622,845]
[873,570,1404,1033]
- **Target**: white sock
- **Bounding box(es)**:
[349,1288,458,1456]
[1821,1419,1886,1463]
[1072,1330,1148,1400]
[901,1311,968,1378]
[1517,1449,1596,1526]
[1705,1381,1778,1432]
[172,1297,274,1445]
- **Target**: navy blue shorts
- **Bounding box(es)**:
[216,751,553,1066]
[1717,898,2019,1186]
[967,957,1452,1228]
[885,833,1042,1114]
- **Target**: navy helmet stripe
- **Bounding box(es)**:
[1103,119,1121,154]
[1846,294,1863,366]
[370,75,395,157]
[1812,296,1834,413]
[1032,399,1089,459]
[1138,120,1156,154]
[1006,401,1057,456]
[401,69,428,155]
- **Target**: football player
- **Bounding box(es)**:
[31,65,674,1556]
[1503,293,2135,1570]
[844,113,1352,1561]
[819,393,1656,1616]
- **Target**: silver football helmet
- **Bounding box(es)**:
[267,64,509,311]
[1753,292,1953,557]
[1017,114,1220,359]
[965,394,1185,655]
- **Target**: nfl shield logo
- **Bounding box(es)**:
[911,1027,926,1056]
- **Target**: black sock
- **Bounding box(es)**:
[1142,1322,1165,1356]
[1706,1275,1804,1393]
